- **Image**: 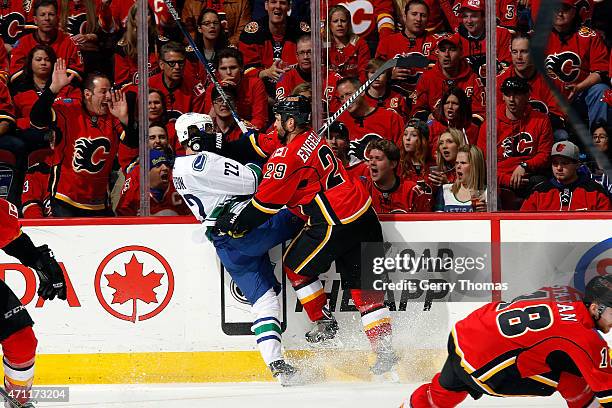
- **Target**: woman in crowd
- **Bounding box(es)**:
[429,128,466,187]
[583,119,612,198]
[364,58,411,121]
[400,118,433,187]
[428,87,479,159]
[434,144,487,212]
[9,45,80,149]
[189,8,229,85]
[114,4,162,90]
[325,5,370,80]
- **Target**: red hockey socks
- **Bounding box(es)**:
[2,326,37,404]
[409,374,469,408]
[284,266,327,321]
[557,372,595,408]
[351,289,392,352]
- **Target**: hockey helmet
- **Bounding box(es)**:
[273,95,311,127]
[584,275,612,308]
[175,112,214,152]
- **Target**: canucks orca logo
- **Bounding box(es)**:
[349,133,382,161]
[545,52,581,83]
[500,132,534,158]
[73,137,111,173]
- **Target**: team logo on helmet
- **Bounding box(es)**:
[500,132,534,158]
[349,133,382,161]
[545,52,582,83]
[73,137,112,173]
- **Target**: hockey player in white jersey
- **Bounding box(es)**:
[172,113,304,385]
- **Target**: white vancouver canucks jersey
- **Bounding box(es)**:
[172,152,259,227]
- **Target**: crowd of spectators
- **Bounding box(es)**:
[0,0,610,217]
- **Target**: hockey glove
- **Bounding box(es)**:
[33,245,67,301]
[215,211,248,238]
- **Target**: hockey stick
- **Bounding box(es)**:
[530,0,611,174]
[317,54,429,135]
[0,388,25,408]
[161,0,249,134]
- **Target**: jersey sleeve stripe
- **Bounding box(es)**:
[314,195,336,225]
[251,197,282,214]
[340,196,372,224]
[476,357,516,382]
[528,374,558,388]
[249,133,268,158]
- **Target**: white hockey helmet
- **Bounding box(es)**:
[175,112,214,145]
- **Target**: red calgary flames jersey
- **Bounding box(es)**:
[11,31,83,76]
[47,100,124,210]
[0,198,20,248]
[327,36,370,80]
[252,130,372,225]
[0,0,35,45]
[453,287,612,402]
[363,176,432,213]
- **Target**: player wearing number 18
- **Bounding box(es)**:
[216,96,399,375]
[406,275,612,408]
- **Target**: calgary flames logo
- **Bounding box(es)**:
[545,51,582,83]
[349,133,382,161]
[73,137,111,173]
[500,132,534,158]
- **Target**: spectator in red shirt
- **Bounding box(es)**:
[376,0,438,96]
[200,48,269,130]
[545,0,610,127]
[21,148,52,218]
[400,118,434,194]
[363,138,432,213]
[336,77,405,161]
[325,122,368,180]
[412,33,486,125]
[429,127,465,188]
[149,41,205,121]
[364,58,411,121]
[116,149,190,216]
[486,77,553,195]
[187,8,229,87]
[434,144,487,212]
[521,141,611,211]
[429,87,479,159]
[497,32,568,142]
[29,60,136,217]
[325,5,369,80]
[584,120,612,198]
[456,0,513,79]
[11,0,83,78]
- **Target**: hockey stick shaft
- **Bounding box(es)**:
[161,0,249,134]
[316,55,428,135]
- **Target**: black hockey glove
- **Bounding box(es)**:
[215,211,248,238]
[33,245,67,301]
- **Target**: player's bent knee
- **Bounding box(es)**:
[2,326,37,365]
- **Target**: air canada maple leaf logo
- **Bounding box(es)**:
[95,246,174,322]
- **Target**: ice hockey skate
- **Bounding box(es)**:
[304,307,340,347]
[269,360,303,386]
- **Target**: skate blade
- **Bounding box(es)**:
[276,368,318,387]
[372,369,400,383]
[306,337,344,349]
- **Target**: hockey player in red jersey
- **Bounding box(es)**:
[375,0,438,97]
[0,197,66,407]
[364,138,432,213]
[216,96,400,375]
[406,275,612,408]
[412,33,486,125]
[336,77,406,161]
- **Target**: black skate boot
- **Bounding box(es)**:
[269,360,301,386]
[305,307,338,344]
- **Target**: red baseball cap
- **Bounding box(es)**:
[436,33,462,49]
[460,0,484,13]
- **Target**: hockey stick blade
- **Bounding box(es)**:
[395,54,430,69]
[161,0,249,134]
